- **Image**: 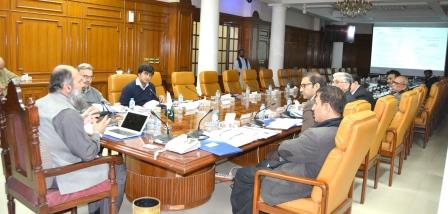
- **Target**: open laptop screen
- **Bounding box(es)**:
[121,112,148,132]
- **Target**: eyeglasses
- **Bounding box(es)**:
[300,83,313,89]
[392,81,406,86]
[82,75,94,80]
[332,80,347,84]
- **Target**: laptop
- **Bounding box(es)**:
[104,111,149,139]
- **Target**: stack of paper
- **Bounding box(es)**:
[266,118,302,130]
[205,127,280,148]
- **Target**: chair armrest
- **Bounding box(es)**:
[253,169,328,214]
[43,155,123,177]
[385,128,398,150]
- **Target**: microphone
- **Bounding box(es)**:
[148,87,160,102]
[253,102,276,127]
[98,101,115,117]
[187,109,213,139]
[185,85,201,99]
[150,110,173,144]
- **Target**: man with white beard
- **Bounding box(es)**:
[36,65,126,214]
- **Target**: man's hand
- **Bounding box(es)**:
[82,106,100,124]
[159,95,166,103]
[93,115,110,134]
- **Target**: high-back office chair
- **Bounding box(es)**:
[345,96,397,204]
[0,82,122,214]
[259,68,275,90]
[289,69,300,87]
[150,71,166,97]
[414,83,440,148]
[343,100,371,117]
[242,69,260,92]
[199,71,221,97]
[171,71,199,100]
[380,90,418,186]
[222,69,242,94]
[108,74,136,103]
[253,111,378,214]
[277,69,291,88]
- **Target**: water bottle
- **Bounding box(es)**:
[258,103,266,119]
[211,110,219,128]
[178,93,184,103]
[285,83,290,97]
[268,84,272,96]
[129,98,135,110]
[245,86,250,97]
[127,68,131,74]
[215,90,221,102]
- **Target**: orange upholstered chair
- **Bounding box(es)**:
[199,71,221,97]
[414,83,440,148]
[253,111,378,214]
[343,100,371,117]
[277,69,291,88]
[222,69,242,94]
[108,74,136,104]
[242,69,260,92]
[150,71,166,97]
[171,71,199,100]
[259,68,275,90]
[0,82,122,214]
[380,90,418,186]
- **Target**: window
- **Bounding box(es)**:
[192,21,239,75]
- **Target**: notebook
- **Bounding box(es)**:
[104,111,148,140]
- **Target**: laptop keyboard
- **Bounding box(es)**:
[108,128,136,136]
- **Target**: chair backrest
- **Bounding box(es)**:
[343,100,371,117]
[419,82,440,121]
[108,74,137,104]
[259,68,274,90]
[242,69,260,92]
[0,82,47,211]
[370,95,397,160]
[387,90,418,147]
[289,69,300,87]
[312,111,378,213]
[277,69,291,87]
[222,69,242,94]
[171,71,199,100]
[199,71,221,97]
[413,85,427,111]
[150,71,165,97]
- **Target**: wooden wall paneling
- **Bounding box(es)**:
[343,34,372,76]
[167,5,179,85]
[67,18,84,66]
[0,0,10,10]
[125,23,136,73]
[0,12,8,67]
[253,21,270,70]
[10,12,66,80]
[12,0,65,15]
[79,1,125,22]
[175,3,193,72]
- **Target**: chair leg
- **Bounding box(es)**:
[398,149,404,175]
[389,154,395,187]
[374,160,379,189]
[7,194,15,214]
[423,125,429,148]
[361,167,367,204]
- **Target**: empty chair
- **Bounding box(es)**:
[346,67,352,74]
[199,71,221,97]
[0,82,122,214]
[242,69,260,92]
[380,90,418,186]
[414,83,440,148]
[171,71,199,100]
[277,69,291,88]
[253,111,378,214]
[150,71,166,97]
[343,100,371,117]
[108,73,137,104]
[222,69,242,94]
[259,68,275,90]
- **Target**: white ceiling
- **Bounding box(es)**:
[260,0,448,24]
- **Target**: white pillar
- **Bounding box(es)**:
[197,0,219,94]
[268,4,286,87]
[331,42,343,68]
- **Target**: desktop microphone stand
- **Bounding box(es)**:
[151,110,173,144]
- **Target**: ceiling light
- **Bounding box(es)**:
[335,0,373,18]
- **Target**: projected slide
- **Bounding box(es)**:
[370,27,448,76]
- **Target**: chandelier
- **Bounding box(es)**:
[335,0,373,18]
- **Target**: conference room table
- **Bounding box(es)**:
[100,94,302,210]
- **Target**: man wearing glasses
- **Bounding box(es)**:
[77,63,107,105]
[391,75,408,102]
[299,73,327,131]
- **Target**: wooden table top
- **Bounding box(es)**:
[101,94,301,175]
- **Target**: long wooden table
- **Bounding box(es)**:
[101,95,301,210]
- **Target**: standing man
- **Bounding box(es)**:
[0,57,18,96]
[119,64,165,106]
[233,49,250,85]
[391,75,408,102]
[423,69,438,90]
[299,73,327,131]
[36,65,126,214]
[77,63,107,105]
[230,86,344,214]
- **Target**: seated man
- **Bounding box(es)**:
[299,72,327,131]
[36,65,126,214]
[0,56,18,96]
[423,69,438,90]
[230,86,344,214]
[386,70,401,87]
[77,63,108,105]
[391,75,408,102]
[332,72,353,103]
[347,74,375,107]
[119,64,165,106]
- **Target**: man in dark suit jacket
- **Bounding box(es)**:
[347,74,375,108]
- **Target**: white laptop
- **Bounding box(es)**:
[104,111,149,139]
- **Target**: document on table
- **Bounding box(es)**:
[266,118,303,130]
[205,127,280,148]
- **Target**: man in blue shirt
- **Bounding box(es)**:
[119,64,165,106]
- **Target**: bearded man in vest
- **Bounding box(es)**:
[36,65,126,214]
[233,48,251,85]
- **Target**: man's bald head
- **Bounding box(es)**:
[49,65,84,93]
[0,57,5,69]
[391,75,408,93]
